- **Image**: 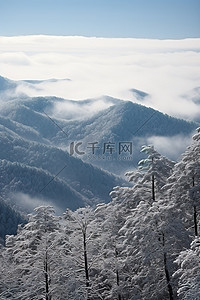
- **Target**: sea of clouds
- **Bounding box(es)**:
[0,35,200,121]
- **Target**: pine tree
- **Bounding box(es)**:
[126,145,175,203]
[2,206,67,300]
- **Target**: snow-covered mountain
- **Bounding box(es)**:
[0,75,18,93]
[0,75,71,95]
[0,76,199,217]
[58,100,198,173]
[0,125,125,212]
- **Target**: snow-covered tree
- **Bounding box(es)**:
[63,207,104,300]
[126,145,175,203]
[163,128,200,237]
[110,146,187,299]
[1,206,68,300]
[174,237,200,300]
[94,199,127,300]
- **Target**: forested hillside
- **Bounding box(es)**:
[0,129,199,300]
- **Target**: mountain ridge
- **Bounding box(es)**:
[0,75,199,210]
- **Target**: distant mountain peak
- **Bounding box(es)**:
[0,76,17,91]
[130,88,149,101]
[22,78,71,84]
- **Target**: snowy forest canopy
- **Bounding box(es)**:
[0,129,200,300]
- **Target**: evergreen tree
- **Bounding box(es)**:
[174,238,200,300]
[126,145,175,203]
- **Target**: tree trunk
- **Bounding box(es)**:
[44,217,51,300]
[164,252,174,300]
[115,247,122,300]
[44,250,50,300]
[152,174,155,202]
[194,205,198,236]
[162,233,174,300]
[83,230,90,299]
[192,176,198,236]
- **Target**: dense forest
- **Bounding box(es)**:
[0,129,199,300]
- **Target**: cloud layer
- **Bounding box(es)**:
[11,192,62,214]
[0,35,200,121]
[146,135,193,161]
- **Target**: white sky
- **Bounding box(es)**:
[0,35,200,121]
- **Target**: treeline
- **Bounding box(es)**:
[0,198,26,243]
[0,129,199,300]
